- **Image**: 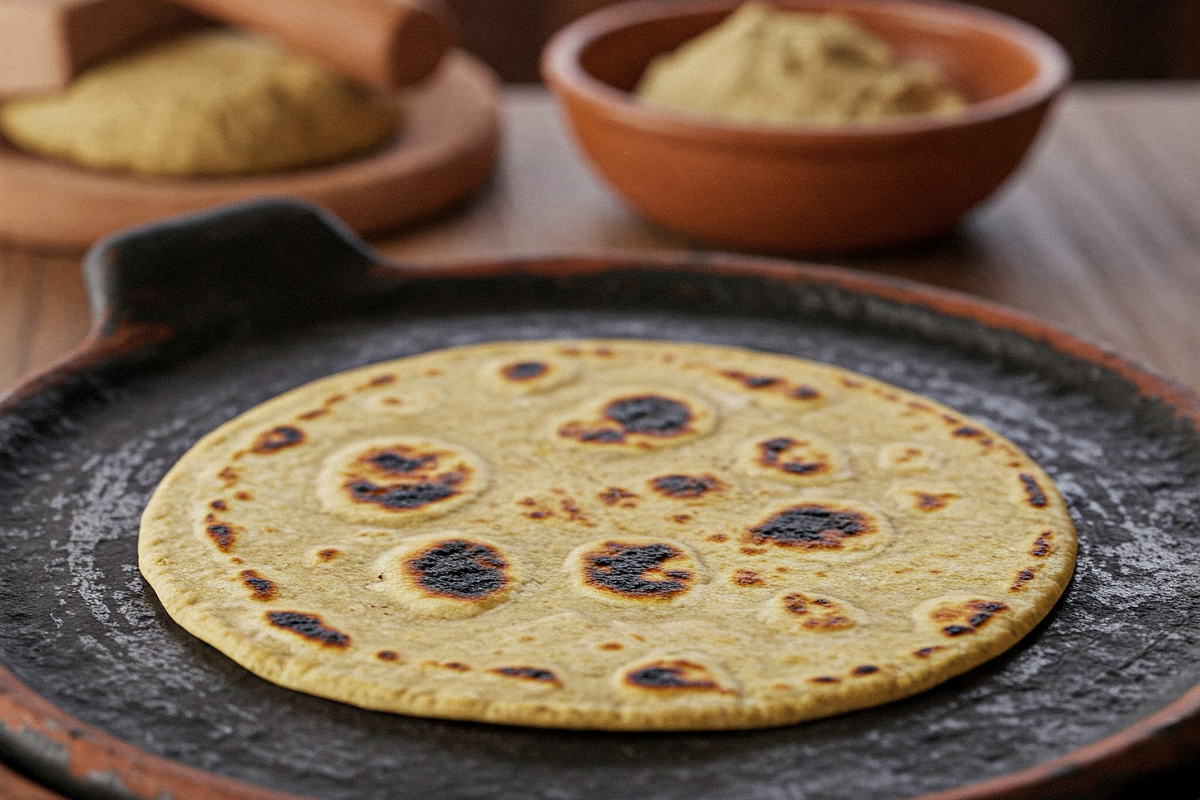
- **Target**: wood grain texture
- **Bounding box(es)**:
[3,83,1200,401]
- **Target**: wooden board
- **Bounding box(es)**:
[0,50,499,252]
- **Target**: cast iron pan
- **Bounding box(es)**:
[1,200,1200,800]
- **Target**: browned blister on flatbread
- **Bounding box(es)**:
[554,389,715,450]
[617,657,737,697]
[714,369,827,410]
[648,473,725,499]
[761,591,864,632]
[265,611,350,648]
[139,339,1075,732]
[376,532,516,619]
[913,594,1011,639]
[317,437,487,524]
[568,538,705,605]
[735,431,848,487]
[745,501,891,561]
[483,353,579,395]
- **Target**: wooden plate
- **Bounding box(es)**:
[0,51,499,252]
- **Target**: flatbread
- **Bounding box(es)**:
[139,339,1076,731]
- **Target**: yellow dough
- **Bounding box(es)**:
[0,31,397,177]
[138,340,1076,731]
[636,2,968,125]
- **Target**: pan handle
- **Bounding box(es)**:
[82,198,398,343]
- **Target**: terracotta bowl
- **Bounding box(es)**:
[541,0,1071,253]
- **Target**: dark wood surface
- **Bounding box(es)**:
[3,82,1200,399]
[446,0,1200,82]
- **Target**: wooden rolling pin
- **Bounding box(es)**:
[174,0,456,88]
[0,0,455,97]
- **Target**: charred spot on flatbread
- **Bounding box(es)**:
[365,448,437,474]
[760,438,823,474]
[748,504,877,551]
[345,445,469,511]
[1019,474,1048,507]
[649,474,723,499]
[240,569,276,601]
[621,659,731,693]
[721,370,782,389]
[584,542,691,598]
[878,443,938,473]
[556,390,714,449]
[376,650,400,661]
[732,569,762,586]
[266,611,350,648]
[782,594,855,630]
[599,487,638,507]
[606,395,691,435]
[484,354,577,394]
[1011,568,1036,591]
[1031,531,1053,557]
[491,666,561,685]
[252,425,305,454]
[501,361,549,381]
[898,489,958,512]
[918,596,1010,638]
[765,591,861,632]
[347,476,463,510]
[515,492,594,525]
[575,540,698,601]
[744,435,838,482]
[718,370,823,404]
[379,534,517,619]
[205,521,238,551]
[852,665,879,676]
[319,438,486,523]
[560,426,625,444]
[404,539,510,601]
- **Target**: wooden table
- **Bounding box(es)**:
[1,83,1199,797]
[3,83,1200,398]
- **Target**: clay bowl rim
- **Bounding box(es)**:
[541,0,1073,150]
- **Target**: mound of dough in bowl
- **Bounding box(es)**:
[139,339,1075,731]
[636,2,968,124]
[0,30,397,177]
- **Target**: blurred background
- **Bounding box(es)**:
[450,0,1200,81]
